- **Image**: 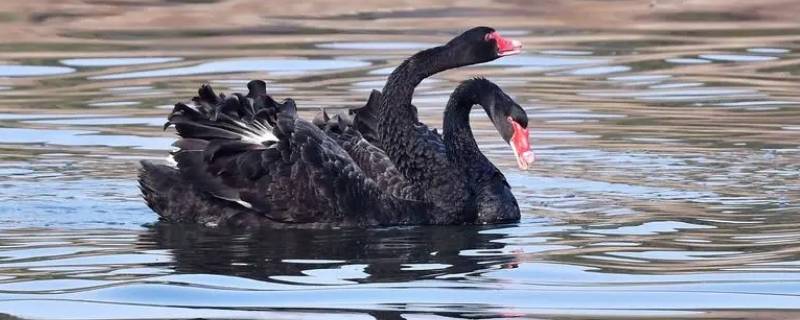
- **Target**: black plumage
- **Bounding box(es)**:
[139,26,527,227]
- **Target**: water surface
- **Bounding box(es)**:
[0,0,799,319]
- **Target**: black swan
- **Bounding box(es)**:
[139,26,530,227]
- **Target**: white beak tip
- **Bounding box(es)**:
[522,151,535,163]
[516,151,536,170]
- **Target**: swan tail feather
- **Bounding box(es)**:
[139,160,258,225]
[138,160,210,222]
[350,89,383,145]
[166,81,282,146]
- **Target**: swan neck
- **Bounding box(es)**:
[380,45,456,111]
[443,83,481,157]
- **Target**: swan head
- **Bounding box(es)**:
[446,26,522,64]
[469,78,534,170]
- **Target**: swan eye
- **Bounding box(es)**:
[484,32,496,42]
[507,115,527,128]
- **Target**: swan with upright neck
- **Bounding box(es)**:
[344,76,532,224]
[360,26,528,223]
[138,26,530,227]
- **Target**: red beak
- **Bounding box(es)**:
[508,117,534,170]
[487,31,522,56]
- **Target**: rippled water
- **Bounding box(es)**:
[1,1,799,319]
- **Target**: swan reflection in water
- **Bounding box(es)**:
[139,223,521,283]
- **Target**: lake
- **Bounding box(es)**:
[0,0,799,319]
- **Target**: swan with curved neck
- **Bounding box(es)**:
[366,27,528,222]
[376,27,527,173]
[442,78,530,222]
[138,27,530,227]
[444,78,535,170]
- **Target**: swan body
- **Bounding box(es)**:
[139,27,531,227]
